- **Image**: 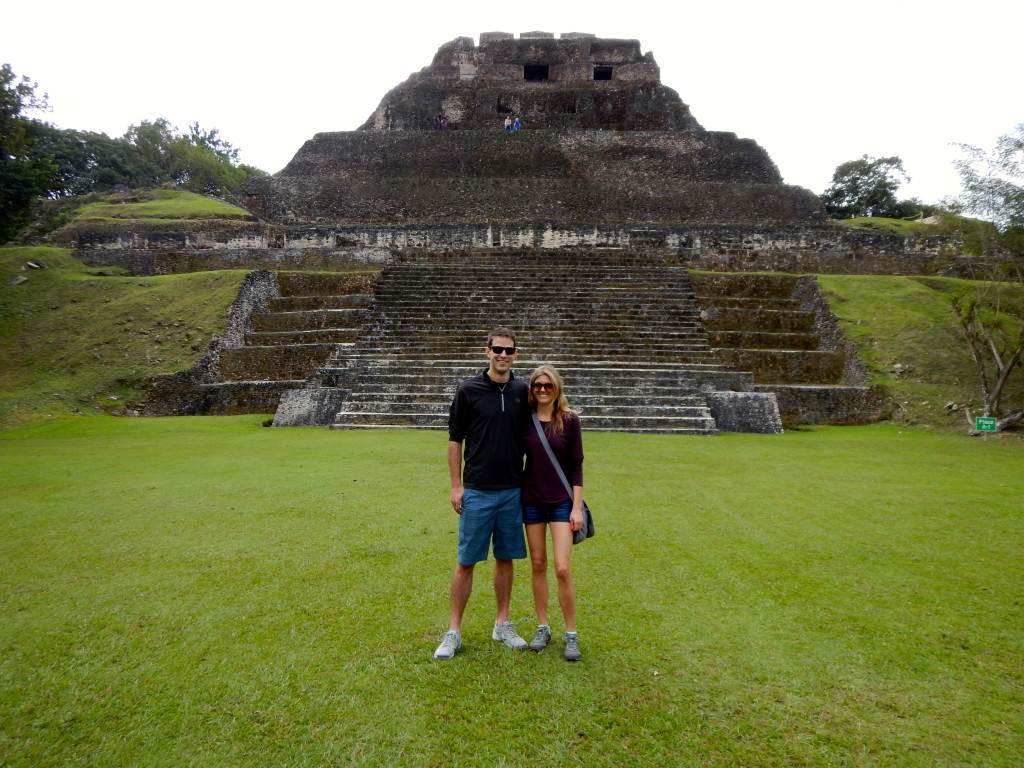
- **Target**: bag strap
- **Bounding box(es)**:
[532,412,573,498]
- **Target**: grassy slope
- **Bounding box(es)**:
[0,246,248,426]
[71,188,254,222]
[0,418,1021,767]
[820,274,1024,428]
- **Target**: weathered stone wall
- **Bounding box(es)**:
[72,247,389,276]
[759,384,886,426]
[241,131,804,227]
[69,220,959,277]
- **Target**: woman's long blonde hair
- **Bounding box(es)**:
[528,364,577,436]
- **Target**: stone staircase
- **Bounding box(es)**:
[195,273,376,414]
[270,252,782,434]
[690,273,882,425]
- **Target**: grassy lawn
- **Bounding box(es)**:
[1,417,1021,767]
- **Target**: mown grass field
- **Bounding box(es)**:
[1,417,1022,767]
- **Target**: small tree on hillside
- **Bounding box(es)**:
[946,125,1024,434]
[820,155,912,219]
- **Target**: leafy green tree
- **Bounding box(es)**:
[28,123,160,196]
[820,155,911,219]
[123,118,263,194]
[946,125,1024,433]
[0,63,57,242]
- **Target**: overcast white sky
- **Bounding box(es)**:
[4,0,1020,204]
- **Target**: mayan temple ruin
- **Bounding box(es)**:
[96,31,954,432]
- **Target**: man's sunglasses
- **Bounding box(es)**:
[532,382,554,391]
[489,345,517,355]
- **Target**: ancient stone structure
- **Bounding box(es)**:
[240,32,824,233]
[139,32,896,431]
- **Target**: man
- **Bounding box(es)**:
[434,327,530,659]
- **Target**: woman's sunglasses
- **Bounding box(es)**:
[532,382,554,391]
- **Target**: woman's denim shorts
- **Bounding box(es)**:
[522,499,572,525]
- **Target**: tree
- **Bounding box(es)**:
[0,63,57,242]
[820,155,911,219]
[28,123,160,196]
[947,125,1024,434]
[124,118,263,194]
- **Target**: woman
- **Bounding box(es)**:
[522,364,584,661]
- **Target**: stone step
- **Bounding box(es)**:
[696,297,803,310]
[708,330,820,351]
[375,281,697,292]
[219,344,338,382]
[332,410,719,433]
[321,359,737,375]
[356,339,716,352]
[317,366,753,392]
[702,308,815,333]
[361,329,712,341]
[341,390,710,405]
[336,400,713,418]
[690,273,802,299]
[345,352,721,365]
[269,295,374,312]
[251,309,370,332]
[193,380,304,415]
[366,319,706,331]
[276,273,378,297]
[716,349,846,385]
[244,329,361,345]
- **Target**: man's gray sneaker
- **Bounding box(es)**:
[492,621,528,650]
[434,630,462,660]
[563,633,581,661]
[529,625,552,652]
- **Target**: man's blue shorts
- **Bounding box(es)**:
[458,488,527,566]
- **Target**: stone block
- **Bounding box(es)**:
[706,391,783,434]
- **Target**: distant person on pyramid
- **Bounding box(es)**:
[513,116,521,131]
[434,328,531,660]
[521,365,585,661]
[504,116,513,130]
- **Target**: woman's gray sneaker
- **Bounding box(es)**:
[434,630,462,659]
[529,626,552,652]
[492,621,528,650]
[563,633,581,661]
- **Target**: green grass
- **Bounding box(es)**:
[70,189,254,222]
[839,217,935,236]
[0,247,248,426]
[819,274,1024,428]
[1,417,1022,766]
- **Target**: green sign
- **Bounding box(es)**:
[975,417,997,432]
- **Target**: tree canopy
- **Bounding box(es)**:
[948,124,1024,253]
[1,64,57,242]
[1,62,266,243]
[820,155,915,219]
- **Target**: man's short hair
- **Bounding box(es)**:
[487,327,517,346]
